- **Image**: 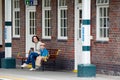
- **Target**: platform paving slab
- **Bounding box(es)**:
[0,69,120,80]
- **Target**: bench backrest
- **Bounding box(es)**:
[47,49,60,61]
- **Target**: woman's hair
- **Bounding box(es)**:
[32,35,39,42]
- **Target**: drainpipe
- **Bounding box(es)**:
[5,0,12,58]
[77,0,96,77]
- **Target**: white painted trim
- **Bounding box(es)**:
[25,6,36,53]
[74,0,82,70]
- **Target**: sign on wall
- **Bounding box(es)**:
[25,0,38,6]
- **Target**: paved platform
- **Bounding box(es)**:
[0,68,120,80]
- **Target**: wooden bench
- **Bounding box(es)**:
[41,49,61,71]
[16,49,60,70]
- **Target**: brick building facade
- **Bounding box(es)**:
[0,0,120,75]
[1,0,75,70]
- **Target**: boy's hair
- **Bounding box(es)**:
[40,43,45,46]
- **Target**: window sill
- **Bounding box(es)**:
[94,40,109,44]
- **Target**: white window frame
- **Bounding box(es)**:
[13,0,20,38]
[96,0,109,41]
[0,0,2,45]
[58,0,68,40]
[42,0,51,39]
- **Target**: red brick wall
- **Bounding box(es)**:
[12,0,75,70]
[0,0,4,52]
[44,0,75,70]
[91,0,120,75]
[12,0,26,57]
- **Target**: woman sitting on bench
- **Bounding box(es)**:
[21,35,42,71]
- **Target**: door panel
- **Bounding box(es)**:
[26,6,36,53]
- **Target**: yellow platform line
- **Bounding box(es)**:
[73,69,78,73]
[0,76,27,80]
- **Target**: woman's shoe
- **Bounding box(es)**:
[21,63,28,68]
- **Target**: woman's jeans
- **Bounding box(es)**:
[26,52,39,68]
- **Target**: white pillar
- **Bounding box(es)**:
[81,0,91,64]
[78,0,96,77]
[5,0,12,58]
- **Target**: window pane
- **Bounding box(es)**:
[100,8,102,17]
[14,0,20,8]
[43,0,51,38]
[101,0,104,3]
[78,0,82,3]
[29,12,36,35]
[99,6,109,38]
[13,0,20,36]
[97,0,109,5]
[60,9,67,37]
[44,0,51,7]
[100,18,102,27]
[44,10,51,37]
[58,0,68,39]
[14,11,20,35]
[104,28,106,37]
[79,10,82,38]
[59,0,66,6]
[105,0,108,3]
[104,8,106,16]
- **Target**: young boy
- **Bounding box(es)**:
[35,43,49,68]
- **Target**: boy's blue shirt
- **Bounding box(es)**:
[40,48,49,57]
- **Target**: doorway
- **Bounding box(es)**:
[74,0,82,70]
[26,6,36,53]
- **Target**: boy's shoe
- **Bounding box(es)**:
[21,63,28,68]
[29,68,36,71]
[35,65,40,70]
[35,66,39,70]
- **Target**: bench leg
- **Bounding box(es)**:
[53,61,56,70]
[41,61,45,71]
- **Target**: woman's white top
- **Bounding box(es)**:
[34,41,42,54]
